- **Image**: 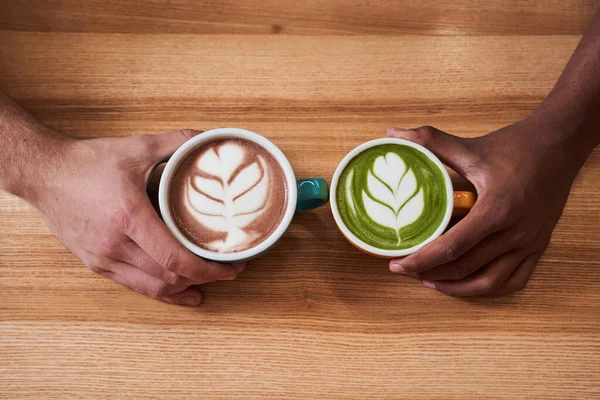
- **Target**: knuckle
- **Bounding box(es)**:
[159,251,181,273]
[480,275,502,292]
[443,288,457,297]
[176,129,197,141]
[401,259,422,274]
[143,288,159,299]
[512,279,529,293]
[86,264,105,274]
[146,282,171,299]
[165,273,186,286]
[418,125,438,136]
[441,243,462,263]
[156,282,172,298]
[194,270,210,283]
[138,258,177,284]
[98,238,122,257]
[455,264,474,279]
[136,257,154,272]
[223,270,239,281]
[131,134,155,156]
[111,207,132,231]
[415,125,437,145]
[509,230,529,246]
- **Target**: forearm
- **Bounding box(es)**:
[534,9,600,157]
[0,90,73,204]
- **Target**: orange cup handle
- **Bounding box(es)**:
[453,191,476,217]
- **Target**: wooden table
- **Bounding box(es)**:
[1,1,599,398]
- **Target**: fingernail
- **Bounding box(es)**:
[222,272,238,280]
[387,127,410,137]
[422,280,436,290]
[390,263,406,273]
[181,296,201,306]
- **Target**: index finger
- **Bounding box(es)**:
[390,204,498,274]
[123,200,242,282]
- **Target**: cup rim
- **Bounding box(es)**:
[330,137,454,257]
[158,128,297,262]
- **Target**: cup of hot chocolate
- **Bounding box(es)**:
[159,128,328,262]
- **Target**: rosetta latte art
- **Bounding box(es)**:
[170,139,287,253]
[337,144,448,250]
[186,141,269,251]
[348,152,425,244]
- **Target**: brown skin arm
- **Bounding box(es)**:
[0,92,244,305]
[388,9,600,296]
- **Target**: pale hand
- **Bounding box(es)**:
[32,129,244,305]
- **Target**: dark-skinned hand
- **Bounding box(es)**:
[387,118,587,297]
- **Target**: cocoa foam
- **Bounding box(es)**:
[169,138,287,253]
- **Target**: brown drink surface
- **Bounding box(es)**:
[169,138,287,253]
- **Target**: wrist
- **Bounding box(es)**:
[529,102,597,167]
[7,129,77,207]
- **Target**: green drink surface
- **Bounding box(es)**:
[336,144,448,250]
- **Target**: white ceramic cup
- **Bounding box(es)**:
[330,137,473,258]
[158,128,328,262]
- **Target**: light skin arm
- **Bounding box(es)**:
[0,91,244,305]
[387,9,600,296]
[0,92,71,203]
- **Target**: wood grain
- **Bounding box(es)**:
[1,3,600,399]
[1,0,599,35]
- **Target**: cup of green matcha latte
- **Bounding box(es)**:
[330,138,474,258]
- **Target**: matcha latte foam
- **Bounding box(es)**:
[336,143,448,250]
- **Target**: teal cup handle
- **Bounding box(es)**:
[296,178,329,211]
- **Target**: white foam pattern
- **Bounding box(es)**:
[184,140,270,252]
[349,152,424,243]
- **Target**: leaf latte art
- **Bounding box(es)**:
[336,144,448,250]
[170,139,287,253]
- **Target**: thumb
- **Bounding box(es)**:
[387,126,478,179]
[146,129,203,164]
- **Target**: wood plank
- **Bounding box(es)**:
[1,323,598,399]
[0,0,598,35]
[0,32,580,124]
